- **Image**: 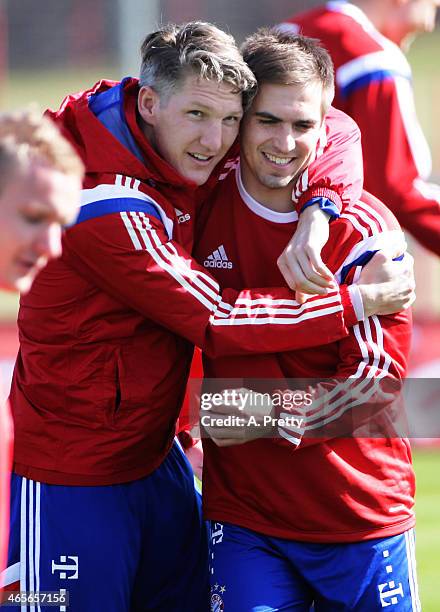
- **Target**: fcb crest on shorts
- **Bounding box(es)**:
[211,592,225,612]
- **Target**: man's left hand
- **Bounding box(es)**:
[201,388,275,447]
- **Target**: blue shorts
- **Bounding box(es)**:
[209,522,420,612]
[0,441,209,611]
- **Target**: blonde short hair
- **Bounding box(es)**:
[140,21,257,108]
[0,109,84,192]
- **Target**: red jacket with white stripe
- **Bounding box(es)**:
[195,168,414,542]
[11,78,362,486]
[279,1,440,255]
[0,394,13,574]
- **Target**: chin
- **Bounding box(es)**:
[262,175,293,189]
[189,170,212,186]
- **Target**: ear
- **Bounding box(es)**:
[138,86,160,125]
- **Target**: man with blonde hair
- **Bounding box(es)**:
[0,110,83,293]
[0,109,83,581]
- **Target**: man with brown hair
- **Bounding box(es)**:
[0,109,83,580]
[196,28,418,611]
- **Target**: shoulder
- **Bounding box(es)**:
[324,106,360,136]
[73,173,176,239]
[280,5,381,67]
[281,5,411,98]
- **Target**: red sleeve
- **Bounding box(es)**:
[346,77,440,256]
[177,348,203,446]
[277,309,412,449]
[292,106,364,214]
[63,211,358,358]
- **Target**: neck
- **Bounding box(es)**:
[353,0,407,47]
[136,111,157,151]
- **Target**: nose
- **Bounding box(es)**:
[199,120,223,153]
[35,223,63,260]
[275,125,296,153]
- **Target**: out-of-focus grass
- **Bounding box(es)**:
[2,65,120,111]
[0,291,18,322]
[413,448,440,612]
[408,31,440,172]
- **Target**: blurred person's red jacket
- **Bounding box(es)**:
[280,1,440,256]
[0,396,13,579]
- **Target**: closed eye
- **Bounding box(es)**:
[295,122,316,131]
[20,211,47,225]
[255,112,281,125]
[258,118,280,125]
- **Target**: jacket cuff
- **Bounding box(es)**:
[177,429,197,450]
[297,188,343,216]
[347,284,365,321]
[300,197,340,220]
[340,284,358,328]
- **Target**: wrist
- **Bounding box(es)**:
[301,203,331,221]
[357,284,377,318]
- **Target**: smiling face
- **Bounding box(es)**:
[138,73,244,186]
[240,80,324,209]
[0,161,81,293]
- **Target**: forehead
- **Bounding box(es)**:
[413,0,440,5]
[16,162,80,217]
[170,73,243,114]
[251,81,323,118]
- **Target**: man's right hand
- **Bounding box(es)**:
[357,251,416,317]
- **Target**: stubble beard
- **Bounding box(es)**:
[260,173,293,189]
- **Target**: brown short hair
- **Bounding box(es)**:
[241,27,335,114]
[139,21,256,107]
[0,109,84,191]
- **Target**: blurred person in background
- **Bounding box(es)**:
[0,110,83,581]
[279,0,440,257]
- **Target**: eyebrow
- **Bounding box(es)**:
[255,111,282,122]
[187,101,243,116]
